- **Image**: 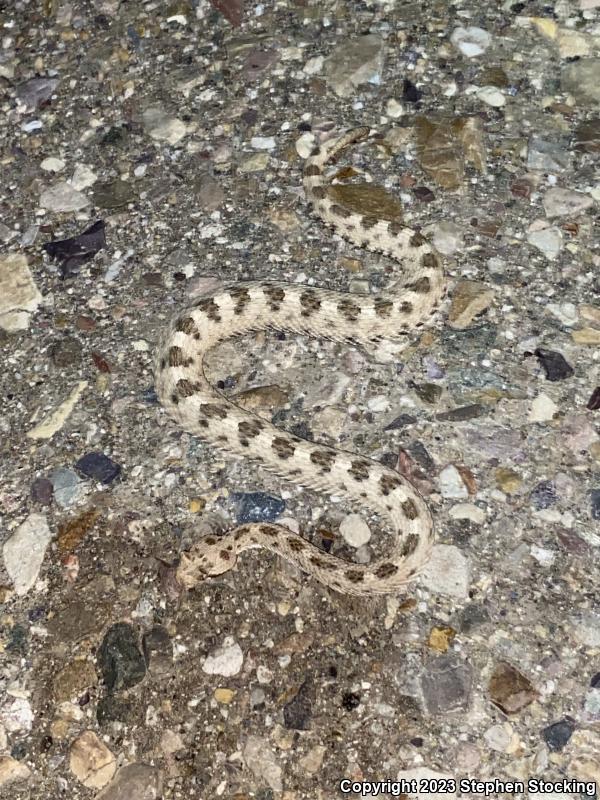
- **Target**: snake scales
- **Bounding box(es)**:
[155,128,445,595]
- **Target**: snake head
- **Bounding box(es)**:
[175,539,237,588]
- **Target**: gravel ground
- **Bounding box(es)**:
[1,0,600,798]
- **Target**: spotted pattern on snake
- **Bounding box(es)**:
[154,127,446,596]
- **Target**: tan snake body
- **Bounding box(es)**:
[154,128,445,595]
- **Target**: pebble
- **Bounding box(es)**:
[299,744,326,774]
[543,188,594,219]
[450,26,491,58]
[0,696,33,733]
[421,544,470,598]
[489,662,537,714]
[570,611,600,647]
[448,503,485,524]
[40,181,90,212]
[98,623,147,691]
[530,544,555,567]
[16,76,59,110]
[534,349,574,382]
[69,730,116,789]
[92,179,136,209]
[53,659,97,703]
[386,98,403,118]
[75,452,122,484]
[431,221,464,256]
[528,393,558,422]
[202,637,243,676]
[295,132,316,158]
[438,465,469,498]
[325,34,384,97]
[70,164,98,190]
[303,55,323,75]
[250,135,276,150]
[0,756,31,788]
[476,86,506,107]
[484,722,518,753]
[31,477,53,505]
[572,327,600,345]
[95,764,162,800]
[527,136,570,172]
[530,480,557,509]
[142,626,173,676]
[0,253,42,332]
[40,156,65,172]
[582,688,600,723]
[27,381,88,440]
[420,653,472,714]
[232,491,285,523]
[3,513,52,596]
[542,718,575,751]
[142,106,187,144]
[561,59,600,105]
[546,301,578,326]
[592,489,600,520]
[527,225,563,260]
[340,513,371,547]
[48,467,87,508]
[242,736,282,793]
[575,119,600,153]
[283,681,313,730]
[238,152,269,172]
[448,280,495,329]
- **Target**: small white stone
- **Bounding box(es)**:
[450,26,491,58]
[448,503,485,524]
[476,86,506,107]
[295,132,316,159]
[0,756,31,788]
[0,253,42,332]
[557,29,591,58]
[143,106,187,144]
[202,637,244,676]
[438,465,469,499]
[431,221,464,256]
[421,544,470,598]
[484,722,518,753]
[243,736,282,793]
[528,393,558,422]
[546,301,578,326]
[70,164,97,190]
[3,513,52,595]
[527,226,563,260]
[385,98,403,118]
[40,182,90,212]
[303,55,324,75]
[543,187,594,218]
[132,339,149,351]
[250,136,276,150]
[69,730,116,789]
[340,513,372,548]
[530,544,556,566]
[40,156,65,172]
[367,394,391,412]
[571,611,600,647]
[0,697,33,733]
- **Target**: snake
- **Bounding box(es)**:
[154,127,446,596]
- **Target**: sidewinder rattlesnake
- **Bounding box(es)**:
[155,127,446,596]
